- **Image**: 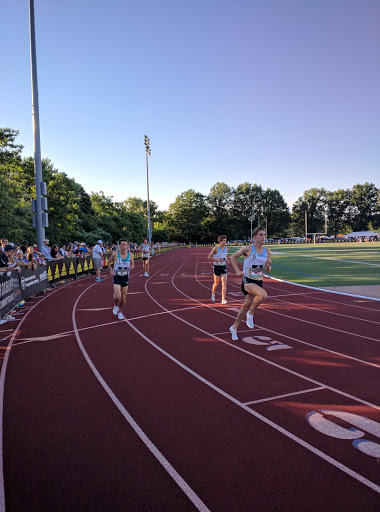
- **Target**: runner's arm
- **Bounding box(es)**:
[207,247,217,262]
[130,253,135,270]
[230,246,249,276]
[266,247,272,273]
[107,253,116,276]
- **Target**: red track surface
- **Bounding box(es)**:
[1,247,379,511]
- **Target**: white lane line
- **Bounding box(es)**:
[189,256,380,370]
[144,255,380,410]
[0,276,88,512]
[266,295,380,326]
[124,309,380,494]
[243,386,326,406]
[265,275,380,302]
[72,278,211,512]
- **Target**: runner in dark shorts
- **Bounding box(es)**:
[107,239,135,320]
[207,235,230,304]
[229,227,272,340]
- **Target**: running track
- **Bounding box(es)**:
[1,247,379,511]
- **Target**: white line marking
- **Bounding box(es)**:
[72,283,211,512]
[243,386,326,405]
[191,257,380,369]
[145,254,380,410]
[123,311,380,494]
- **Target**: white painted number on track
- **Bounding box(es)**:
[243,336,292,351]
[307,410,380,458]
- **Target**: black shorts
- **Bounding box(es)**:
[213,265,227,276]
[113,274,129,287]
[242,277,263,295]
[142,257,149,261]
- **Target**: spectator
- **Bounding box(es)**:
[92,240,105,282]
[66,244,74,257]
[40,239,52,260]
[26,246,38,271]
[58,244,67,257]
[0,245,21,274]
[50,244,62,259]
[1,238,9,253]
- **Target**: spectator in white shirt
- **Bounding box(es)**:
[92,240,104,282]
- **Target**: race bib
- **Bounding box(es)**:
[250,265,263,278]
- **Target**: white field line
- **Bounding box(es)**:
[144,253,380,410]
[225,278,380,343]
[120,268,380,494]
[242,386,326,405]
[72,276,211,512]
[0,275,93,512]
[264,282,380,313]
[193,257,380,369]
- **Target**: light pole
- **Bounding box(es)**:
[305,210,308,243]
[29,0,48,248]
[144,135,152,244]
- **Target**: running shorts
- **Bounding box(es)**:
[242,276,263,295]
[113,274,129,287]
[213,265,227,276]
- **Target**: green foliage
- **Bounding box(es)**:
[1,127,379,247]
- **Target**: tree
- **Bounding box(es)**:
[231,183,264,240]
[348,183,379,232]
[205,182,234,239]
[292,188,328,236]
[326,189,351,237]
[167,190,208,242]
[262,188,291,237]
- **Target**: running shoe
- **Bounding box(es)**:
[221,300,228,304]
[229,326,238,341]
[113,305,119,315]
[95,277,104,282]
[144,272,149,277]
[211,294,215,303]
[117,312,124,320]
[246,312,254,329]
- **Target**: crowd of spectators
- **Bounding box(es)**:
[1,236,175,274]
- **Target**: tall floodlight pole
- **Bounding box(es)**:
[305,210,308,243]
[144,135,152,244]
[29,0,47,248]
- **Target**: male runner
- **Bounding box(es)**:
[107,238,135,320]
[140,239,150,277]
[229,226,271,340]
[207,235,230,304]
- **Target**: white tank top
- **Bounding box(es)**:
[114,251,130,276]
[213,246,228,266]
[243,245,267,280]
[142,244,150,257]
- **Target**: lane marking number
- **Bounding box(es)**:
[307,410,380,458]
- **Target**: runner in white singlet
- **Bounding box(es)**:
[207,235,230,304]
[107,238,135,320]
[139,239,150,277]
[228,227,272,340]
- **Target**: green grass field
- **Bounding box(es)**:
[228,242,380,287]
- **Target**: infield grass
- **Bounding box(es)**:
[228,242,380,287]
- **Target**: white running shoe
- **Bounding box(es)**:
[117,312,124,320]
[229,326,238,341]
[221,299,228,304]
[211,294,215,303]
[113,305,119,315]
[246,312,254,329]
[144,272,149,277]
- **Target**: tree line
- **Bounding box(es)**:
[1,128,379,245]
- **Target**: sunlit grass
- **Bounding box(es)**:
[228,242,380,287]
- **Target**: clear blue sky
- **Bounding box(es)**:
[2,0,379,211]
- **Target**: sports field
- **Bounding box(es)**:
[229,242,380,288]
